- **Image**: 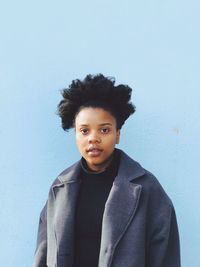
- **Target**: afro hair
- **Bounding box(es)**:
[57,74,136,130]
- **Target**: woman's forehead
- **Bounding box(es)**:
[75,107,117,125]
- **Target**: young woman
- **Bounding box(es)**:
[33,74,180,267]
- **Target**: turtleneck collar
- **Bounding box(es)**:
[80,149,121,178]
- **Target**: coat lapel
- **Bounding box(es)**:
[98,150,145,267]
[47,162,82,266]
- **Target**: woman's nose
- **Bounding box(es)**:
[88,132,101,143]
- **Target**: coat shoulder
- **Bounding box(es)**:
[138,169,174,209]
[119,150,174,208]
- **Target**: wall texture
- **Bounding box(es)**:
[0,0,199,266]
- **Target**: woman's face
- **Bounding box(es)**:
[75,107,120,172]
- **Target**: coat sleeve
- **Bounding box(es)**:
[146,201,181,267]
[32,203,48,267]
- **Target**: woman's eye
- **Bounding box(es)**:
[101,128,109,134]
[81,128,89,134]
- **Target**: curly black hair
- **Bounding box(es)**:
[57,74,136,130]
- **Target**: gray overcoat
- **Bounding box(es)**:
[33,149,181,267]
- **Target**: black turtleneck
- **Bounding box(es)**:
[74,149,120,267]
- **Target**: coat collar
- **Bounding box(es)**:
[55,149,146,186]
[115,149,145,183]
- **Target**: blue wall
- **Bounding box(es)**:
[0,1,199,266]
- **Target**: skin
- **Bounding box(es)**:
[75,107,120,172]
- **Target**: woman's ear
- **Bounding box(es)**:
[116,130,120,144]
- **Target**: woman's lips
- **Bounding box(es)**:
[87,148,103,157]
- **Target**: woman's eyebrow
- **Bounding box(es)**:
[99,123,113,126]
[78,123,113,128]
[79,124,89,127]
